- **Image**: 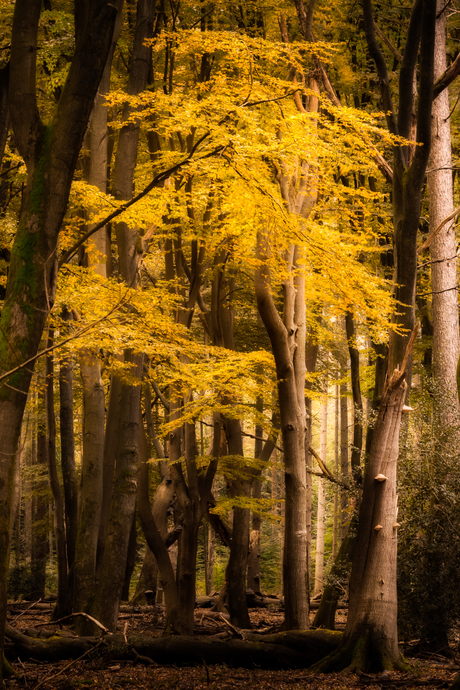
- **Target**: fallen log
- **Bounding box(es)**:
[5,625,342,669]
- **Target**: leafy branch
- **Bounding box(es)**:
[0,290,133,386]
[59,141,226,267]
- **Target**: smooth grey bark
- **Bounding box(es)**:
[427,0,460,420]
[313,397,327,596]
[417,0,460,652]
[255,124,317,628]
[255,234,309,630]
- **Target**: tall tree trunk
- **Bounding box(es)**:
[73,357,105,619]
[91,355,144,631]
[137,418,182,634]
[313,396,327,596]
[30,391,48,600]
[255,233,309,630]
[419,0,459,651]
[428,1,460,418]
[225,415,252,629]
[315,360,411,672]
[247,401,263,594]
[59,313,78,582]
[0,0,117,674]
[45,332,70,619]
[317,0,436,671]
[345,312,363,478]
[340,372,348,541]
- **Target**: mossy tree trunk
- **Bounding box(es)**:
[0,0,117,682]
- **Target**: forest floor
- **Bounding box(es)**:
[4,601,460,690]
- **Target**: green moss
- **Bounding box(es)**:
[29,125,52,219]
[2,653,19,679]
[0,125,53,376]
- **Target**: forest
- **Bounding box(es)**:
[0,0,459,687]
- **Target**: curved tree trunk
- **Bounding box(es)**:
[255,233,309,631]
[137,417,182,634]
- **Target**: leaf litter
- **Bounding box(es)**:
[4,601,460,690]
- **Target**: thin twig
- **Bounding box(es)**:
[417,205,460,253]
[32,639,103,690]
[218,613,243,639]
[0,291,131,386]
[12,599,42,624]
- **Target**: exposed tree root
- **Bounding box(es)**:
[310,628,410,675]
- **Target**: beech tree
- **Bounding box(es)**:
[316,0,436,672]
[0,0,412,663]
[0,0,118,679]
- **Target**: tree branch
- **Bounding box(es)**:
[433,52,460,101]
[59,144,225,267]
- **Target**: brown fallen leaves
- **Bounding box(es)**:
[4,602,459,690]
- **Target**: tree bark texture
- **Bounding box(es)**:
[45,335,70,619]
[315,367,408,672]
[345,312,363,476]
[428,0,460,419]
[0,0,117,679]
[5,625,342,669]
[313,397,327,596]
[58,322,78,578]
[90,354,144,632]
[255,232,309,630]
[73,355,105,620]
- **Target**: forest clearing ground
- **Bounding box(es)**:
[4,603,460,689]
